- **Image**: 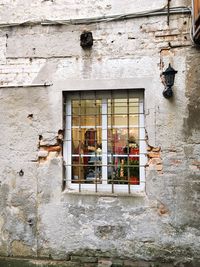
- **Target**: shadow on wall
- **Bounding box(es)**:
[183,49,200,139]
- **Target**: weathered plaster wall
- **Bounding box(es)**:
[0,0,200,266]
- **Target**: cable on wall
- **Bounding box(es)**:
[0,6,191,28]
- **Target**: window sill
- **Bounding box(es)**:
[62,188,146,198]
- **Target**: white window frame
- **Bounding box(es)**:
[63,89,146,194]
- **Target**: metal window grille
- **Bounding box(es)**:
[64,90,146,194]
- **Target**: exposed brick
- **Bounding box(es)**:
[152,147,161,152]
[156,164,163,171]
[192,161,200,168]
[148,152,160,158]
[41,145,61,153]
[149,158,162,165]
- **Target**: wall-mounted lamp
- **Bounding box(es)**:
[162,64,178,98]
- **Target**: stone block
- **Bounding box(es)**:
[111,258,124,266]
[98,259,112,267]
[83,264,98,267]
[70,256,98,263]
[124,260,150,267]
[11,241,33,257]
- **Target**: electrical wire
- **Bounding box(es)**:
[0,6,191,28]
[41,6,191,26]
[188,6,196,45]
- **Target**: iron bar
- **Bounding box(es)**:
[0,83,52,89]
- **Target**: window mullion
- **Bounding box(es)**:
[111,92,115,193]
[94,94,98,192]
[66,98,72,187]
[139,97,145,183]
[78,95,82,192]
[127,91,131,194]
[102,98,107,184]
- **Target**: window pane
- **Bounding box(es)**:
[129,115,139,126]
[72,100,102,115]
[72,165,102,184]
[72,166,85,182]
[129,98,139,114]
[71,99,102,184]
[107,156,140,185]
[108,128,128,155]
[107,96,140,185]
[72,115,102,127]
[108,99,128,114]
[108,115,127,127]
[108,157,127,184]
[72,128,102,154]
[129,128,139,142]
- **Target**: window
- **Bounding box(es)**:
[193,0,200,43]
[193,0,200,22]
[64,90,146,193]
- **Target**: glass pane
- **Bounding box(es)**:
[72,156,88,166]
[108,115,127,127]
[129,115,139,126]
[129,166,140,184]
[72,166,85,182]
[84,128,101,147]
[72,100,102,116]
[108,168,128,184]
[108,115,138,127]
[108,156,127,184]
[108,129,128,155]
[107,92,140,185]
[85,166,102,183]
[72,115,102,128]
[129,98,139,114]
[71,97,103,184]
[72,128,102,154]
[72,129,81,154]
[72,142,81,155]
[108,99,128,114]
[127,135,140,158]
[72,165,102,184]
[129,128,139,143]
[107,156,140,185]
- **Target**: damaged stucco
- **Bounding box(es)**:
[0,0,200,266]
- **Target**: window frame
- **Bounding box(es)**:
[193,0,200,42]
[63,89,146,194]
